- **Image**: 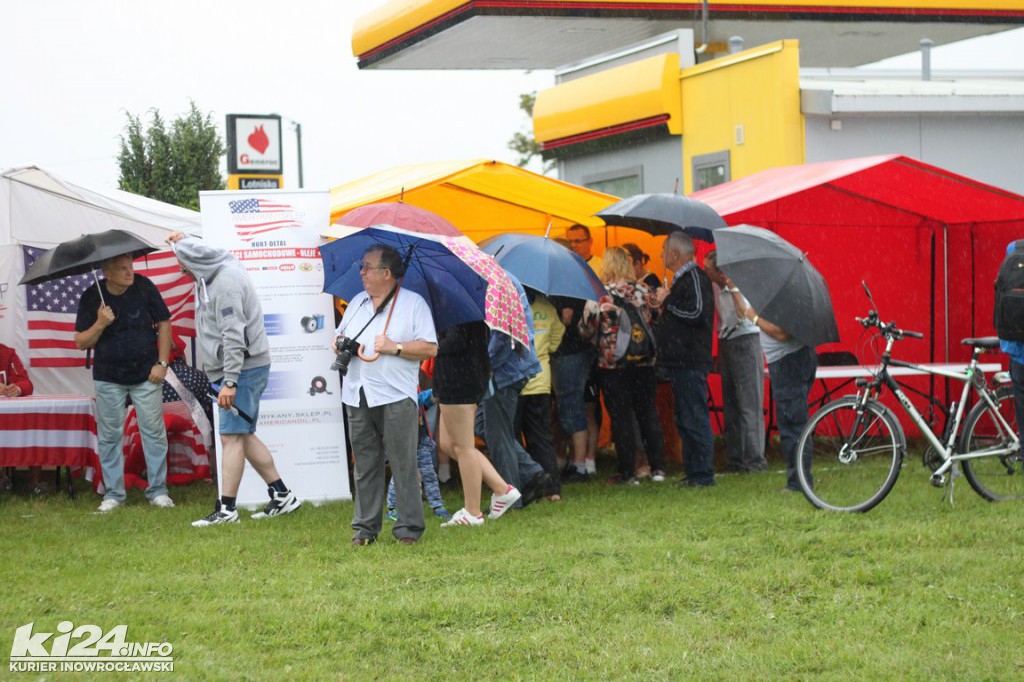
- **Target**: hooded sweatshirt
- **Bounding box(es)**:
[173,237,271,383]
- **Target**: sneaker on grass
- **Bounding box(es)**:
[385,509,398,523]
[149,494,175,508]
[440,508,484,527]
[192,501,239,527]
[487,485,522,520]
[251,488,301,519]
[432,506,452,520]
[97,498,121,513]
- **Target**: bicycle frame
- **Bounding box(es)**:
[855,335,1019,483]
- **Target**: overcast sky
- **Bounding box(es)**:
[2,1,1022,193]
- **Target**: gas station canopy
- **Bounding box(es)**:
[352,0,1024,70]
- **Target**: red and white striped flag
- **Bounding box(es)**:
[22,247,195,369]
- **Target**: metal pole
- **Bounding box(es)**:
[294,121,304,189]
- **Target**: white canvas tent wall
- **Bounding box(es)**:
[0,165,202,395]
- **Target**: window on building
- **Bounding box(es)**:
[692,151,730,191]
[583,167,643,197]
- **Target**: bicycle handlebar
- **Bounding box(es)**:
[855,310,923,341]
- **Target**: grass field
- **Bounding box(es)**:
[2,450,1022,681]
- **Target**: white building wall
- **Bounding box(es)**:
[805,113,1024,195]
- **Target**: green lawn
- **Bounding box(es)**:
[2,451,1022,680]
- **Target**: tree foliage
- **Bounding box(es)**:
[507,92,554,174]
[118,101,226,210]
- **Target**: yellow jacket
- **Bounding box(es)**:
[522,294,565,396]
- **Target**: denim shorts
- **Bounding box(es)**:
[551,349,595,434]
[217,364,270,435]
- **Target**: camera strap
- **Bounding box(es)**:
[348,286,398,343]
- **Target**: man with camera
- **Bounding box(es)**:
[333,244,437,546]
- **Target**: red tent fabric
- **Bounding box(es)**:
[693,155,1024,366]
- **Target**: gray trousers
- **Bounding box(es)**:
[478,378,543,499]
[719,333,767,472]
[346,392,424,542]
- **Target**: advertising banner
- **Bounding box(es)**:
[199,190,348,505]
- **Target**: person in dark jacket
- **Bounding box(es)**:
[654,232,716,487]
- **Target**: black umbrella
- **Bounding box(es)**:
[714,224,839,349]
[595,193,726,241]
[20,229,159,304]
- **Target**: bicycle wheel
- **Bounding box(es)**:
[796,397,903,512]
[960,386,1024,501]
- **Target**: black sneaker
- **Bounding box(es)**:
[192,501,239,527]
[562,468,590,484]
[252,488,302,519]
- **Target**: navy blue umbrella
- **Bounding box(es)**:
[320,225,530,346]
[478,232,606,301]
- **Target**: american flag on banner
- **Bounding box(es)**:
[22,247,196,369]
[229,198,302,242]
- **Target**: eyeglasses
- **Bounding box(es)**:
[567,238,591,245]
[359,261,387,272]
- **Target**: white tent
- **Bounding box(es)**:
[0,165,202,395]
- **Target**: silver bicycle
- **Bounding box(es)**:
[796,284,1022,512]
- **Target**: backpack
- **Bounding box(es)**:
[994,240,1024,341]
[611,293,656,366]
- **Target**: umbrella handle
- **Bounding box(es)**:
[356,278,404,363]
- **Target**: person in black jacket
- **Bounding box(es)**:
[654,232,716,487]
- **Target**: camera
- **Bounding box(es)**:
[331,335,362,375]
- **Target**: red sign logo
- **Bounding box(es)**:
[247,125,270,154]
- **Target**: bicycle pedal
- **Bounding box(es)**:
[929,473,946,488]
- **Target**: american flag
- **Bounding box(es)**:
[229,197,302,242]
[22,247,195,368]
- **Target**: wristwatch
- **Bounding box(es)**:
[157,360,169,368]
[395,343,403,356]
[223,380,238,389]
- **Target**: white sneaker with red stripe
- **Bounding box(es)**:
[487,485,522,520]
[440,508,485,527]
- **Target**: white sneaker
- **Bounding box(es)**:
[487,485,522,520]
[251,488,301,519]
[651,471,666,483]
[585,459,597,474]
[97,498,121,513]
[440,508,485,527]
[149,494,175,508]
[192,501,239,527]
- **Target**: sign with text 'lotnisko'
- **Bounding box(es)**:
[226,114,283,175]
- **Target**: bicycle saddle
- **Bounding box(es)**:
[960,336,1000,349]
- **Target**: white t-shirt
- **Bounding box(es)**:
[335,289,437,408]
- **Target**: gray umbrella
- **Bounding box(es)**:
[714,224,839,348]
[595,193,726,241]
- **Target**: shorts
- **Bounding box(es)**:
[434,322,491,405]
[551,348,595,434]
[216,364,270,435]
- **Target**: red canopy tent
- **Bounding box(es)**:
[693,155,1024,366]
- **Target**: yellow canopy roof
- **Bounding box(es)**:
[329,159,619,244]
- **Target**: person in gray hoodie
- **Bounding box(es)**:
[166,231,301,526]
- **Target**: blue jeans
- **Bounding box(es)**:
[663,367,715,485]
[95,379,167,502]
[1009,359,1024,448]
[551,349,595,435]
[768,346,817,490]
[387,431,445,511]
